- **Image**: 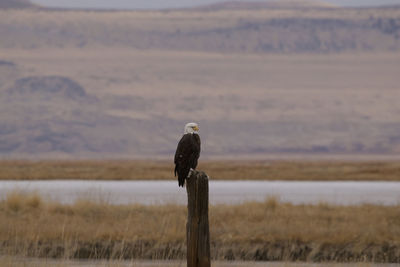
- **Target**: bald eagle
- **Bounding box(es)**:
[174,122,201,187]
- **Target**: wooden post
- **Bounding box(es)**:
[186,170,210,267]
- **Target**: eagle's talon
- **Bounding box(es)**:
[187,168,195,178]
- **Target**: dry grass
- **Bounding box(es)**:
[0,258,383,267]
[213,199,400,245]
[0,258,184,267]
[0,192,399,262]
[0,160,399,181]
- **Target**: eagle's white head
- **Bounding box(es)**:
[184,122,199,134]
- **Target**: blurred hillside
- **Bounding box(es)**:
[0,0,36,9]
[0,0,399,159]
[0,1,400,53]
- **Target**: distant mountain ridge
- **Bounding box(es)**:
[0,0,334,11]
[196,0,336,11]
[0,0,37,9]
[2,0,399,11]
[8,76,88,100]
[1,4,399,54]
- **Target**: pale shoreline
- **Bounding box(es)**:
[1,180,400,206]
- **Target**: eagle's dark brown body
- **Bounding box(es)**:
[174,133,201,187]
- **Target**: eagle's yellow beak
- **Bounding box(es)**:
[193,125,199,131]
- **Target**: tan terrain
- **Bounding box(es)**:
[0,1,399,158]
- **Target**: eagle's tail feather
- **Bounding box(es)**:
[178,178,184,187]
[177,167,192,187]
[178,173,185,187]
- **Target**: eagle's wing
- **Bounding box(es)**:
[174,134,191,176]
[174,134,200,187]
[191,133,201,168]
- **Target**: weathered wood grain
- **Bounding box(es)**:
[186,170,210,267]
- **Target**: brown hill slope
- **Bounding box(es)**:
[0,48,399,159]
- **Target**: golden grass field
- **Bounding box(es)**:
[0,160,399,181]
[0,192,399,262]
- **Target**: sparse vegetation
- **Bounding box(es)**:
[0,258,385,267]
[0,160,399,181]
[0,192,399,262]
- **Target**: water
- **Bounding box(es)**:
[0,180,399,206]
